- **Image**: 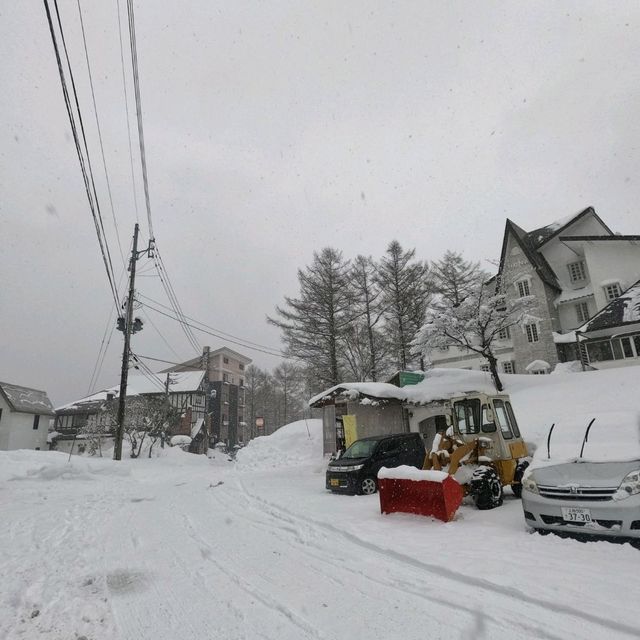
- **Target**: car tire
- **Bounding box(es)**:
[511,459,530,499]
[471,466,504,510]
[359,477,377,495]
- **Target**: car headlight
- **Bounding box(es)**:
[328,464,364,473]
[522,474,539,495]
[613,470,640,501]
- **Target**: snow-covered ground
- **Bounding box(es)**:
[2,370,640,640]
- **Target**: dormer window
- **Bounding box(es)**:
[567,260,586,283]
[604,283,622,301]
[516,279,531,297]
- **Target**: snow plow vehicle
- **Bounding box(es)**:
[422,392,529,510]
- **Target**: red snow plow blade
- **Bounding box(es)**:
[378,468,463,522]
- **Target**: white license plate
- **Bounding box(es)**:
[561,507,592,523]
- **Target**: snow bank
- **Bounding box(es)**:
[235,419,322,471]
[0,450,131,483]
[378,466,449,482]
[551,361,584,374]
[505,366,640,446]
[529,411,640,470]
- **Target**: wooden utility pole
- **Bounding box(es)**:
[114,224,140,460]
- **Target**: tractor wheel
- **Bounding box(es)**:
[471,466,504,510]
[359,477,377,495]
[511,459,530,499]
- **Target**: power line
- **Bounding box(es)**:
[130,353,166,391]
[120,0,200,356]
[44,0,120,310]
[139,298,286,359]
[124,0,153,239]
[116,0,140,225]
[136,292,284,352]
[76,0,125,266]
[153,248,201,353]
[86,308,117,395]
[140,308,182,360]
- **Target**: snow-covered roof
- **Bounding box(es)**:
[554,284,593,306]
[580,279,640,333]
[553,330,579,344]
[56,371,206,412]
[309,368,499,407]
[0,381,55,416]
[170,435,192,446]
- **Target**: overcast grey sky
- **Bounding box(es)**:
[2,1,640,405]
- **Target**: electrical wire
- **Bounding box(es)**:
[116,0,140,225]
[120,0,200,356]
[76,0,125,266]
[140,308,182,360]
[153,247,201,353]
[136,292,284,352]
[130,353,166,390]
[125,0,153,239]
[86,308,117,395]
[138,298,286,358]
[43,0,120,310]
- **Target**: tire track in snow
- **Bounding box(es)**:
[235,476,639,640]
[180,513,328,640]
[211,479,568,640]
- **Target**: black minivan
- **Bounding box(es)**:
[325,433,426,495]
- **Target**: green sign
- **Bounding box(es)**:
[399,372,424,387]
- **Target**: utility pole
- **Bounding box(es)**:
[114,224,140,460]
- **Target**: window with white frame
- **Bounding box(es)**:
[497,327,510,340]
[525,323,539,343]
[516,279,531,297]
[502,361,516,374]
[604,283,622,301]
[575,301,589,324]
[567,260,586,283]
[480,363,490,372]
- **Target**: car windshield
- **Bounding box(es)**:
[342,439,380,459]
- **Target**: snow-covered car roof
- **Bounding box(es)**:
[530,411,640,469]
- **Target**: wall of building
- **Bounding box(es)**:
[345,402,407,439]
[557,296,597,332]
[0,394,11,450]
[1,408,49,450]
[538,214,609,291]
[502,234,561,371]
[583,242,640,310]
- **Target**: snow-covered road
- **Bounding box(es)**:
[2,448,639,640]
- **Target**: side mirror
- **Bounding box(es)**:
[485,408,495,423]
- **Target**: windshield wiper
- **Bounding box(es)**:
[546,423,555,459]
[579,417,597,459]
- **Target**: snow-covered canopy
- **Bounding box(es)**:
[309,368,499,407]
[525,360,550,372]
[530,411,640,469]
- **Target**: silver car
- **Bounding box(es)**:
[522,411,640,540]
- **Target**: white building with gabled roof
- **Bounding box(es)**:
[428,207,640,374]
[0,381,55,450]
